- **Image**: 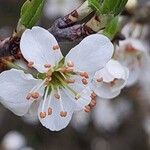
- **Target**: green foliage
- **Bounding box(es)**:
[88,0,103,14]
[20,0,45,28]
[88,0,128,15]
[102,16,119,39]
[101,0,128,15]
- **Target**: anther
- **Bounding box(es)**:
[28,61,34,68]
[60,111,67,117]
[82,78,88,85]
[40,112,46,119]
[80,72,89,78]
[44,64,51,68]
[89,99,97,107]
[67,61,74,67]
[26,93,32,100]
[31,92,40,99]
[75,94,81,100]
[54,93,60,100]
[126,44,136,53]
[60,67,74,73]
[83,72,89,79]
[48,107,52,115]
[65,79,75,84]
[110,79,118,87]
[96,77,103,83]
[84,106,91,113]
[90,92,97,99]
[46,71,52,78]
[53,45,60,50]
[65,67,74,73]
[44,78,50,86]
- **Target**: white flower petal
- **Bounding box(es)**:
[92,59,129,99]
[20,26,63,73]
[93,84,121,99]
[106,59,126,79]
[94,68,114,82]
[0,69,40,116]
[38,90,74,131]
[65,34,114,73]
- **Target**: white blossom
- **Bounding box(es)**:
[0,26,114,131]
[115,38,146,86]
[1,131,26,150]
[92,97,132,131]
[92,59,129,99]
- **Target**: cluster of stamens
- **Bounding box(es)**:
[96,77,118,87]
[84,92,97,113]
[26,58,93,120]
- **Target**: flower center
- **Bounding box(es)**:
[26,59,94,119]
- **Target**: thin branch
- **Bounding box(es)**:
[0,37,20,58]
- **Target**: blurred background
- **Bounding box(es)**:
[0,0,150,150]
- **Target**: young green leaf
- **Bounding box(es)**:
[101,0,128,15]
[88,0,102,14]
[102,16,119,39]
[20,0,45,28]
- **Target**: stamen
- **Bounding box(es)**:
[26,93,32,100]
[39,112,46,119]
[60,111,67,117]
[96,77,103,83]
[84,105,91,113]
[47,92,53,116]
[110,78,118,87]
[65,67,74,73]
[41,87,49,113]
[44,78,51,86]
[53,45,60,50]
[126,44,137,53]
[44,64,51,68]
[60,67,74,73]
[57,88,68,118]
[48,107,52,115]
[89,99,97,107]
[31,92,40,99]
[54,93,60,100]
[27,79,47,100]
[28,61,34,68]
[46,71,52,78]
[79,72,89,79]
[82,78,88,85]
[26,81,45,101]
[65,79,75,84]
[75,94,81,100]
[90,92,97,99]
[67,61,74,67]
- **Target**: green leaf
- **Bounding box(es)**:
[88,0,127,16]
[88,0,102,14]
[114,0,128,15]
[101,0,128,15]
[102,16,119,39]
[21,0,31,17]
[20,0,45,28]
